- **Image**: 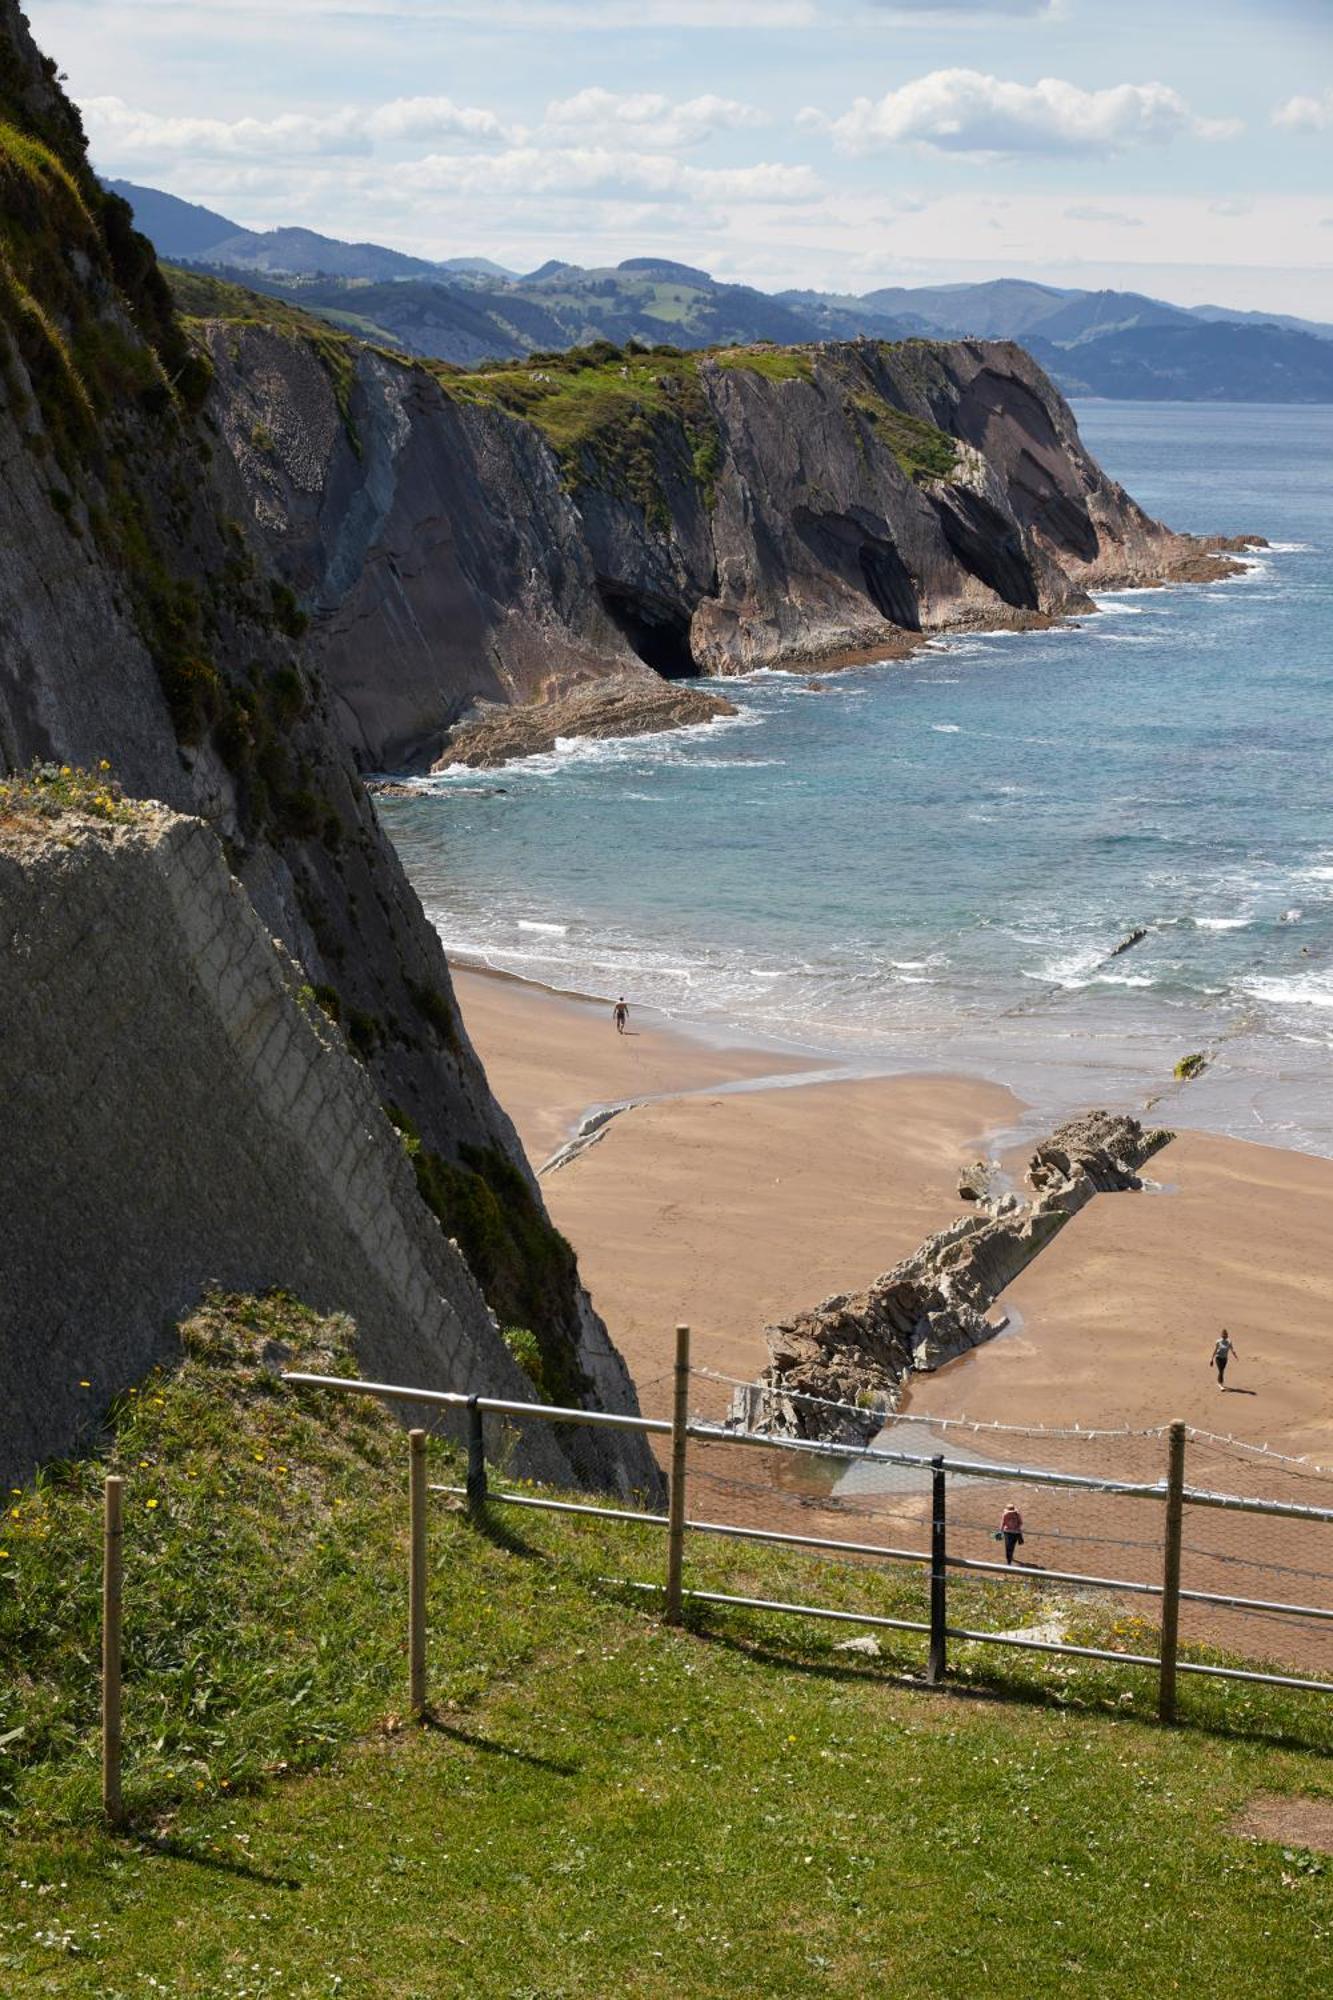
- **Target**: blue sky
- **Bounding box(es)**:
[28,0,1333,315]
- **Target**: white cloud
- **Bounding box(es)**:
[862,1,1057,12]
[543,88,767,152]
[805,70,1241,158]
[1273,90,1333,133]
[366,98,516,144]
[402,146,822,204]
[1064,203,1143,228]
[82,92,518,161]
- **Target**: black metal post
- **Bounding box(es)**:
[927,1455,947,1685]
[466,1395,487,1513]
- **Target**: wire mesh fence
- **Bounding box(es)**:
[280,1356,1333,1715]
[684,1368,1333,1684]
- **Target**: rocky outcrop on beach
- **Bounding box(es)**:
[0,0,656,1496]
[192,293,1251,772]
[436,675,738,770]
[731,1111,1171,1445]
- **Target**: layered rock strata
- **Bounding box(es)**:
[0,805,640,1492]
[731,1112,1171,1445]
[197,316,1255,773]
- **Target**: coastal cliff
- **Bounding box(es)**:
[0,1,654,1492]
[187,288,1245,771]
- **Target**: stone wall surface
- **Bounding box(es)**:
[0,808,650,1493]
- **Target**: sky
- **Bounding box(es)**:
[25,0,1333,317]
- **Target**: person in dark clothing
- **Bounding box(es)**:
[613,997,628,1034]
[998,1502,1024,1565]
[1212,1329,1237,1388]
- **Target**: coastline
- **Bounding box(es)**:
[386,536,1261,779]
[453,963,1333,1462]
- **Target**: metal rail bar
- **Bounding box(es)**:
[445,1488,1333,1629]
[432,1486,668,1530]
[282,1370,670,1435]
[1183,1486,1333,1527]
[948,1554,1164,1597]
[606,1578,931,1637]
[685,1422,1170,1501]
[948,1627,1333,1695]
[610,1585,1330,1689]
[434,1483,929,1567]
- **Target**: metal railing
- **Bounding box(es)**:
[283,1330,1333,1719]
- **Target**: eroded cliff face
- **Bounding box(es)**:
[196,313,1228,773]
[0,0,653,1490]
[0,802,637,1492]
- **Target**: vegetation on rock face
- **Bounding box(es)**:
[0,760,137,830]
[851,391,960,482]
[442,339,723,528]
[387,1106,589,1407]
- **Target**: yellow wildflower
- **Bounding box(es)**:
[145,1499,158,1511]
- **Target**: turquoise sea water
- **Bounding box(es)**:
[380,403,1333,1154]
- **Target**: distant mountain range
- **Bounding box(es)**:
[110,179,1333,402]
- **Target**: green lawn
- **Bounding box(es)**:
[3,1295,1332,1997]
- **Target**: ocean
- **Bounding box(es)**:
[378,401,1333,1156]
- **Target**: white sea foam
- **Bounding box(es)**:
[1194,916,1249,931]
[930,723,962,733]
[1244,972,1333,1010]
[1263,541,1316,554]
[1029,943,1122,989]
[517,919,568,936]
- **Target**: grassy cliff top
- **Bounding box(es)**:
[166,265,963,502]
[3,1289,1332,1994]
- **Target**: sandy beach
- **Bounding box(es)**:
[456,966,1333,1464]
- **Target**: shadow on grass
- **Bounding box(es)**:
[141,1833,303,1890]
[689,1619,1333,1757]
[467,1503,549,1561]
[421,1713,579,1775]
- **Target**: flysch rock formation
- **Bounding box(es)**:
[196,309,1257,774]
[0,0,655,1495]
[0,804,637,1493]
[730,1112,1172,1445]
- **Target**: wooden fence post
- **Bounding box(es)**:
[408,1428,428,1718]
[465,1396,488,1515]
[102,1475,124,1825]
[926,1455,948,1685]
[664,1324,691,1625]
[1158,1419,1187,1725]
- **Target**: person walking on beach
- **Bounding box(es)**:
[1212,1329,1236,1389]
[613,996,628,1035]
[997,1502,1024,1565]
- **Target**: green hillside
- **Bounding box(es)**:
[3,1292,1332,1997]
